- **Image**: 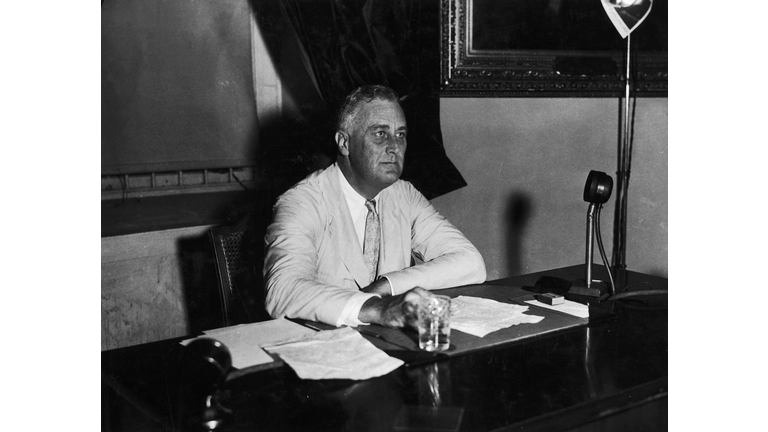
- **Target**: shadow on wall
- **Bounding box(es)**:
[177,233,223,333]
[255,112,337,199]
[505,192,533,277]
[174,113,336,333]
[168,0,335,334]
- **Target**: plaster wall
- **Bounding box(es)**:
[101,226,213,350]
[432,97,668,280]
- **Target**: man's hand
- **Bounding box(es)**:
[358,287,433,328]
[360,277,393,296]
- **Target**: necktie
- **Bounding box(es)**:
[363,199,380,284]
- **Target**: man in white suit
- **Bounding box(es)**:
[263,85,486,329]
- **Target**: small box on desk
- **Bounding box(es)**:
[536,293,565,306]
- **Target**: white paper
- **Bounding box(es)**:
[180,318,316,369]
[450,296,544,338]
[263,327,404,380]
[524,299,589,319]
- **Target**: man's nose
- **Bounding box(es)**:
[386,138,403,153]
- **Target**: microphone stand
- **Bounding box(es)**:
[570,203,608,300]
[585,203,597,289]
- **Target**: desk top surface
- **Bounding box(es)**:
[102,265,668,432]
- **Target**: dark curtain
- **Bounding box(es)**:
[279,0,466,200]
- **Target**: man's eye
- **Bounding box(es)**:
[396,132,406,138]
[375,131,386,138]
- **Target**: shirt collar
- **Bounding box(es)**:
[337,164,379,212]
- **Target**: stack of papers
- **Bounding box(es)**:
[263,327,404,380]
[183,320,403,380]
[181,318,315,369]
[450,296,544,337]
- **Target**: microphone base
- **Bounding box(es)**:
[569,279,610,303]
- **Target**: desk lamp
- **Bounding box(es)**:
[571,170,616,299]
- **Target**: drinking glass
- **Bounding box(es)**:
[417,295,451,351]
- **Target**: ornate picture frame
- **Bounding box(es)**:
[440,0,667,97]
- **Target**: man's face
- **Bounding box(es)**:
[342,99,407,194]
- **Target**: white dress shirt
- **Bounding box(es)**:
[335,168,394,327]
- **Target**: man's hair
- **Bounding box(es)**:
[335,85,401,133]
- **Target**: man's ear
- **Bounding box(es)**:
[335,132,349,156]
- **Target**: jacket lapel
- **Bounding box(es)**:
[378,188,410,275]
[323,164,371,288]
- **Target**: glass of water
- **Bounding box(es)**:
[417,295,451,351]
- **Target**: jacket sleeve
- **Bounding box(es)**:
[262,189,376,325]
[382,182,487,294]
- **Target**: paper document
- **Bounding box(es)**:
[524,299,589,319]
[263,327,404,380]
[450,296,544,338]
[181,318,315,369]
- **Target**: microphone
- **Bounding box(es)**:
[571,171,614,299]
[583,170,613,205]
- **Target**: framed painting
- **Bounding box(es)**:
[440,0,667,97]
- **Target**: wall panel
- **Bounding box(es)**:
[434,98,667,280]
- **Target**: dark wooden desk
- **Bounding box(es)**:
[102,265,667,432]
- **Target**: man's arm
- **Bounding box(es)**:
[360,277,393,296]
[381,182,487,295]
[264,190,430,328]
[263,190,376,325]
[358,287,434,328]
